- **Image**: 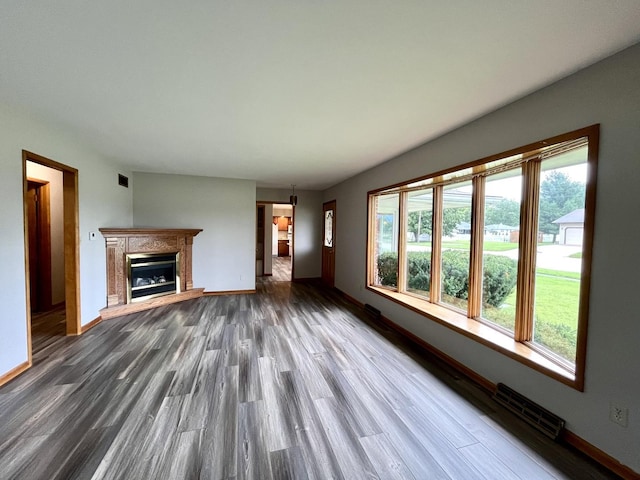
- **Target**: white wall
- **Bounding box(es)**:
[26,161,65,305]
[324,43,640,472]
[0,103,133,378]
[257,188,322,279]
[133,173,256,292]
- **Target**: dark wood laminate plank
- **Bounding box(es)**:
[167,335,206,396]
[280,369,345,480]
[0,384,76,442]
[200,365,239,480]
[178,349,221,432]
[359,433,416,480]
[164,429,204,480]
[394,405,486,480]
[205,315,227,351]
[458,442,525,480]
[238,339,262,403]
[0,433,50,479]
[463,419,558,480]
[219,324,240,367]
[314,352,382,437]
[91,371,176,479]
[237,400,273,480]
[341,369,451,480]
[286,337,333,399]
[370,357,479,449]
[263,325,296,372]
[133,394,192,479]
[339,345,412,410]
[313,397,379,480]
[257,356,296,452]
[270,446,310,480]
[52,426,119,480]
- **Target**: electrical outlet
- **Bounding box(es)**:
[609,403,628,427]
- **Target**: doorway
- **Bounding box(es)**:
[23,151,80,364]
[256,202,293,282]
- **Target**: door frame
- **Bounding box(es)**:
[256,201,295,281]
[23,150,81,365]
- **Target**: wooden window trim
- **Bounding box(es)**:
[468,175,485,318]
[366,125,599,391]
[430,186,443,304]
[514,159,541,341]
[397,191,408,292]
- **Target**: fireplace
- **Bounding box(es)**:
[99,228,202,319]
[127,252,180,303]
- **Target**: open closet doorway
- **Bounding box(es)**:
[256,202,293,282]
[23,151,80,363]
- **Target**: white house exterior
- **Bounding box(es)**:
[553,208,585,246]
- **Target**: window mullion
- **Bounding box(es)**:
[468,176,485,318]
[397,191,408,292]
[430,186,443,303]
[515,159,541,341]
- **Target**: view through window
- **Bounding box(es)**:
[367,126,598,387]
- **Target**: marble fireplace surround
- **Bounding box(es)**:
[99,228,203,319]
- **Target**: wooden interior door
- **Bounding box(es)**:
[322,200,336,287]
[26,180,52,313]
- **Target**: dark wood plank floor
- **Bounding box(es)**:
[30,304,66,359]
[0,281,618,479]
[268,256,292,282]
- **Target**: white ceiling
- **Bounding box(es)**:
[2,1,640,190]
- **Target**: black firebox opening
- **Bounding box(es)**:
[128,253,179,302]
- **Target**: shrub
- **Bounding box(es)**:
[533,321,577,361]
[441,250,469,300]
[377,252,398,287]
[375,250,517,308]
[407,251,431,292]
[482,254,517,307]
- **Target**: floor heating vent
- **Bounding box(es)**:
[363,304,381,320]
[493,383,565,440]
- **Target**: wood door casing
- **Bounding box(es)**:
[322,200,336,287]
[256,205,265,276]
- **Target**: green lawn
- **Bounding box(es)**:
[482,269,580,361]
[569,252,582,259]
[412,240,519,251]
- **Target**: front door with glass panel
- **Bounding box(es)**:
[322,200,336,287]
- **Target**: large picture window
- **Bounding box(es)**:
[366,125,598,389]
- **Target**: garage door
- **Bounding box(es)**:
[564,227,583,246]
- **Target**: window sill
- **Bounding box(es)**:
[367,285,579,389]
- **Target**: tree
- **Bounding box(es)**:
[407,207,470,241]
[485,198,520,227]
[539,171,585,242]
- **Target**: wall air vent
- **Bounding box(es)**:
[118,174,129,188]
[493,383,565,440]
[364,303,381,321]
